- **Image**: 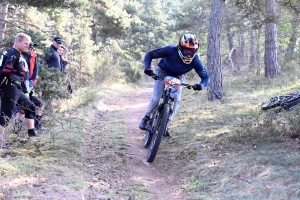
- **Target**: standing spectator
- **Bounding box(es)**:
[28,42,38,87]
[44,36,63,71]
[58,46,73,93]
[44,37,72,93]
[17,42,46,131]
[0,33,39,147]
[58,46,69,74]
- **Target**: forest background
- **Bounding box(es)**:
[1,0,300,199]
[0,0,298,100]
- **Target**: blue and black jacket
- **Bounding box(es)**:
[45,45,62,71]
[144,45,210,88]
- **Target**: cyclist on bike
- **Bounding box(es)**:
[139,33,210,136]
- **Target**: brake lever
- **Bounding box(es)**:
[152,75,158,80]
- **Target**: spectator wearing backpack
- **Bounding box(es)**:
[0,33,39,147]
[14,42,47,134]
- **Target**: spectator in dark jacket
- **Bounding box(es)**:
[0,33,39,147]
[44,36,63,71]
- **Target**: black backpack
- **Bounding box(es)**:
[0,51,8,86]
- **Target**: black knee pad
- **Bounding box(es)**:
[24,103,36,119]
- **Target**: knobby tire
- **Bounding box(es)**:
[283,97,300,110]
[146,104,170,163]
[261,101,280,110]
[143,110,159,148]
[143,122,153,148]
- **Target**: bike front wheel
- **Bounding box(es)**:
[143,113,157,148]
[261,101,280,110]
[146,104,170,163]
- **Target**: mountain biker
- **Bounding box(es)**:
[139,33,210,136]
[0,33,39,146]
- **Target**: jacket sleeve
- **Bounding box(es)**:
[0,52,8,85]
[62,60,68,73]
[0,71,8,86]
[194,58,210,88]
[30,57,38,81]
[44,47,51,65]
[144,46,172,70]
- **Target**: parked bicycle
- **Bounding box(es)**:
[261,91,300,113]
[143,73,198,162]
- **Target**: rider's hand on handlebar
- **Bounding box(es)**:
[192,84,202,91]
[144,69,154,76]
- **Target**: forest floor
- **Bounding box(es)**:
[81,83,190,200]
[0,82,191,200]
[2,74,300,200]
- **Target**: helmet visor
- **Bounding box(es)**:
[182,48,197,57]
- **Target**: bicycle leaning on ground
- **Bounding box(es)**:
[143,73,199,163]
[261,91,300,113]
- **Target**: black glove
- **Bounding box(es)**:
[144,69,154,76]
[192,84,202,91]
[67,84,73,94]
[29,90,34,97]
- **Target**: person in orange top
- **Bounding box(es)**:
[14,42,46,135]
[28,42,38,87]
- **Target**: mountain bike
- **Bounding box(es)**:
[261,91,300,113]
[143,74,196,163]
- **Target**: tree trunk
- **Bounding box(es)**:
[0,3,8,42]
[207,0,224,101]
[224,13,234,51]
[249,28,256,68]
[238,26,246,65]
[256,29,261,75]
[264,0,279,79]
[285,13,299,59]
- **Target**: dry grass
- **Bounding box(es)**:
[167,67,300,199]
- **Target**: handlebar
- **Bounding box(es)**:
[151,73,194,89]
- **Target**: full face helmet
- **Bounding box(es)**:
[178,33,199,64]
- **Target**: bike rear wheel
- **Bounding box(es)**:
[146,104,170,163]
[283,97,300,111]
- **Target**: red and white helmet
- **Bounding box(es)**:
[178,33,199,64]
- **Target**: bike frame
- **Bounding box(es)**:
[144,74,194,162]
[261,91,300,112]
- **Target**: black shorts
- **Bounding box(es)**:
[0,84,36,125]
[30,95,44,107]
[17,95,44,114]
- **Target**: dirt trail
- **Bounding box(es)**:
[83,86,188,199]
[121,89,185,200]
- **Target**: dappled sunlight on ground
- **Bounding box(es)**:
[2,175,46,189]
